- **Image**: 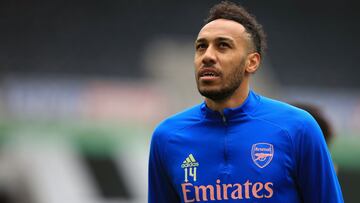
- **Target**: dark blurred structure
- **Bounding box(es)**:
[1,0,360,88]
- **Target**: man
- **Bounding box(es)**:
[148,1,343,202]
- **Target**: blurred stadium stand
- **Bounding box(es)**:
[0,0,359,202]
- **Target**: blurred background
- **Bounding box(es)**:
[0,0,359,202]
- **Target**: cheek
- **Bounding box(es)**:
[228,55,246,70]
[194,56,202,65]
[194,58,202,72]
[222,62,244,78]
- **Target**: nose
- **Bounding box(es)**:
[202,46,216,67]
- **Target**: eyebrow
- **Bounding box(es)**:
[195,37,235,44]
[195,38,207,44]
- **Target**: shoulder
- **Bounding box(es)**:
[251,94,325,159]
[251,94,317,135]
[152,103,204,141]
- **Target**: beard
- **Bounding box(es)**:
[196,60,245,102]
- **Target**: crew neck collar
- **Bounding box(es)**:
[200,90,260,121]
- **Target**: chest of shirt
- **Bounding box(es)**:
[162,120,298,202]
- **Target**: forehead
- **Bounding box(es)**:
[197,19,248,41]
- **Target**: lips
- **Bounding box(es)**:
[198,68,220,78]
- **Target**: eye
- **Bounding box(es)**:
[195,43,207,51]
[218,42,230,49]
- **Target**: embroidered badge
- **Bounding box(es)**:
[251,143,274,168]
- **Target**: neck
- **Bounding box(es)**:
[205,81,250,112]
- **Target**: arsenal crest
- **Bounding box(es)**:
[251,143,274,168]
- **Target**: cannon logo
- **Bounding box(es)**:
[181,154,199,182]
[251,143,274,168]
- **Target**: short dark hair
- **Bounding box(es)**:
[205,1,267,57]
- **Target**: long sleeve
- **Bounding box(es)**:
[294,115,343,203]
[148,129,179,203]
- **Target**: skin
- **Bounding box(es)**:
[194,19,261,112]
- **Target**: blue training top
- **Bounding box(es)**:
[148,90,343,203]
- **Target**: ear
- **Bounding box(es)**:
[245,52,261,74]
